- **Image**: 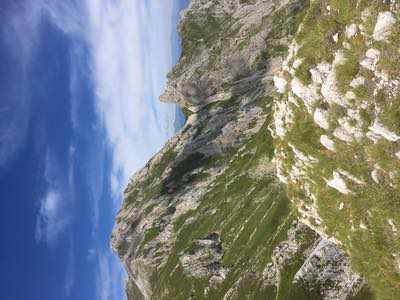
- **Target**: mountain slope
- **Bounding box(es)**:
[110,1,384,299]
[272,1,400,299]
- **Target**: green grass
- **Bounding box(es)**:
[276,1,400,298]
[117,1,400,299]
[143,106,340,299]
[335,50,360,93]
[127,92,330,299]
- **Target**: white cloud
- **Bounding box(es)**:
[87,248,97,261]
[34,147,77,295]
[84,0,181,200]
[2,0,43,65]
[35,189,68,246]
[64,240,76,297]
[36,0,182,208]
[96,249,126,300]
[9,1,183,299]
[0,0,42,173]
[35,146,75,246]
[15,0,180,218]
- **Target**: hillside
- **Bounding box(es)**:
[111,1,400,299]
[272,1,400,299]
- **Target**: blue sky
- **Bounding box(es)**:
[0,0,188,299]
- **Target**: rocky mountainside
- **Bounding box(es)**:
[111,1,399,299]
[272,1,400,299]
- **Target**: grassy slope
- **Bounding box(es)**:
[142,97,324,300]
[276,1,400,298]
[120,1,382,299]
[135,2,318,298]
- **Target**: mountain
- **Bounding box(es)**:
[272,1,400,299]
[111,1,399,299]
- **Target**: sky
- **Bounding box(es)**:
[0,0,188,299]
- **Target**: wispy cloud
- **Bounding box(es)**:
[96,249,126,300]
[84,0,180,199]
[40,0,181,207]
[4,1,182,299]
[35,189,68,245]
[4,0,181,210]
[0,0,42,173]
[64,239,76,297]
[35,150,72,246]
[34,146,78,296]
[2,0,43,66]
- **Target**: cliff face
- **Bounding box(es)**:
[110,1,389,299]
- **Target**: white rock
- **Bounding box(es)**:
[310,69,323,84]
[346,24,358,39]
[340,116,364,142]
[333,33,339,43]
[291,78,319,112]
[345,91,356,100]
[314,109,330,130]
[366,48,380,59]
[291,77,306,98]
[371,167,380,184]
[274,99,294,138]
[368,119,400,142]
[359,24,367,35]
[333,126,353,143]
[283,41,300,72]
[388,171,397,188]
[388,219,398,235]
[334,50,346,64]
[320,135,335,152]
[346,109,362,122]
[310,62,330,84]
[287,94,299,107]
[317,62,332,75]
[276,167,288,184]
[339,202,344,210]
[289,143,317,164]
[360,100,369,110]
[360,222,368,230]
[396,151,400,160]
[339,169,365,185]
[273,76,287,94]
[289,164,303,181]
[321,52,349,107]
[327,171,350,195]
[366,131,381,143]
[373,11,396,42]
[350,76,365,88]
[292,59,303,70]
[360,49,380,71]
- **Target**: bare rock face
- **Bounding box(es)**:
[111,1,374,299]
[159,0,293,108]
[262,221,368,300]
[179,233,229,283]
[293,238,364,300]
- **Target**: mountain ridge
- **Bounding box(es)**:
[111,1,399,299]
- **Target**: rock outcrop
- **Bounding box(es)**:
[111,1,383,299]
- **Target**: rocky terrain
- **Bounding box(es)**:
[112,0,399,299]
[272,1,400,299]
